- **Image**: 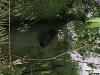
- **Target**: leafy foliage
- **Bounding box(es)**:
[86,18,100,28]
[0,0,100,75]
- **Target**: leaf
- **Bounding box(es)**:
[86,22,100,28]
[13,59,22,65]
[87,18,100,23]
[86,17,100,28]
[0,42,8,45]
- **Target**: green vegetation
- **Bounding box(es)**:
[0,0,100,75]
